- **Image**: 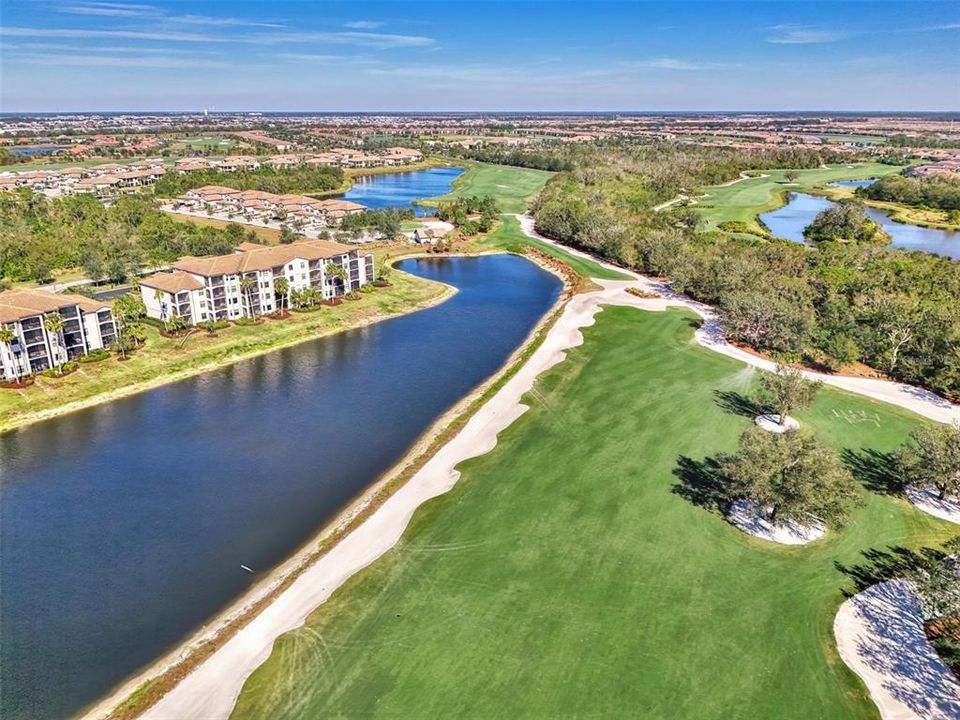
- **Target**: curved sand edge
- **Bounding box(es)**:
[515,214,960,427]
[906,485,960,525]
[755,414,800,433]
[136,277,666,719]
[728,499,824,545]
[834,579,960,720]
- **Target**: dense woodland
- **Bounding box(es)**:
[857,173,960,212]
[529,143,960,398]
[0,189,257,284]
[153,164,345,197]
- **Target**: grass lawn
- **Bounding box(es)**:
[474,216,631,281]
[0,270,445,433]
[696,163,905,234]
[420,161,553,214]
[231,305,954,720]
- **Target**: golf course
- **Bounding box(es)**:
[230,301,954,719]
[421,161,554,214]
[695,162,904,235]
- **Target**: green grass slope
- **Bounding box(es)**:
[232,307,953,720]
[423,161,553,214]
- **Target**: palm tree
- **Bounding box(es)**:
[274,277,290,315]
[43,312,66,375]
[324,262,348,298]
[239,275,257,319]
[0,324,22,383]
[153,288,166,322]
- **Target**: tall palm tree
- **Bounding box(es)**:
[43,312,66,374]
[0,324,21,383]
[274,277,290,315]
[239,275,257,319]
[324,262,348,297]
[153,288,166,322]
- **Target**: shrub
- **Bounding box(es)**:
[79,348,110,363]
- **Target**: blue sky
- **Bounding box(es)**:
[1,1,958,112]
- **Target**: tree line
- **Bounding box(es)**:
[856,172,960,212]
[529,143,960,398]
[0,188,260,285]
[153,163,345,198]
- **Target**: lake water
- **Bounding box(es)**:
[0,255,561,720]
[759,191,960,259]
[829,178,877,189]
[338,166,464,216]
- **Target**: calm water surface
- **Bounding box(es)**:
[759,191,960,259]
[339,166,464,216]
[0,255,560,720]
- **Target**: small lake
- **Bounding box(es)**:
[759,191,960,259]
[829,178,877,189]
[0,255,561,720]
[338,166,464,216]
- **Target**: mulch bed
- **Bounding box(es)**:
[1,377,35,389]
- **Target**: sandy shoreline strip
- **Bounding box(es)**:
[132,278,667,720]
[834,579,960,720]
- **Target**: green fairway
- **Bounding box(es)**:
[421,161,553,213]
[231,306,953,720]
[696,163,904,234]
[475,216,631,280]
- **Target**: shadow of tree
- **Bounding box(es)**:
[713,389,767,419]
[842,447,904,496]
[672,455,731,514]
[835,545,947,596]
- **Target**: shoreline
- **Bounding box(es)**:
[0,270,454,436]
[80,250,570,720]
[120,279,666,720]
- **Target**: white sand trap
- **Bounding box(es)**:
[906,485,960,525]
[728,499,824,545]
[755,414,799,433]
[835,579,960,720]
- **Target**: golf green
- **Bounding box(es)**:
[232,306,953,720]
[423,161,553,214]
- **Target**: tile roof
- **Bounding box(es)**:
[139,270,206,294]
[172,238,355,277]
[0,288,110,324]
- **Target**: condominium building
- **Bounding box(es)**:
[139,239,374,324]
[0,289,117,380]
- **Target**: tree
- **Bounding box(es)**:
[803,199,890,245]
[112,293,146,360]
[239,275,257,318]
[43,312,66,374]
[325,262,348,296]
[758,364,822,426]
[165,314,188,335]
[784,170,800,183]
[896,421,960,501]
[274,276,290,315]
[0,324,21,382]
[278,225,300,244]
[720,426,860,528]
[911,536,960,623]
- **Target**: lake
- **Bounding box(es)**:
[0,255,561,720]
[759,191,960,259]
[339,166,464,216]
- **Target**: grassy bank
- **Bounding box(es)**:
[232,306,953,720]
[696,163,905,235]
[418,160,553,214]
[811,185,960,231]
[473,216,630,281]
[0,270,447,434]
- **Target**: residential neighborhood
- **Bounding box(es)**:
[139,238,375,324]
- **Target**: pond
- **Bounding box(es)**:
[759,191,960,259]
[0,255,561,720]
[338,166,464,216]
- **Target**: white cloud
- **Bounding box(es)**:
[0,26,223,42]
[58,2,284,28]
[12,53,239,69]
[766,25,846,44]
[344,21,386,30]
[625,57,732,71]
[247,31,435,48]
